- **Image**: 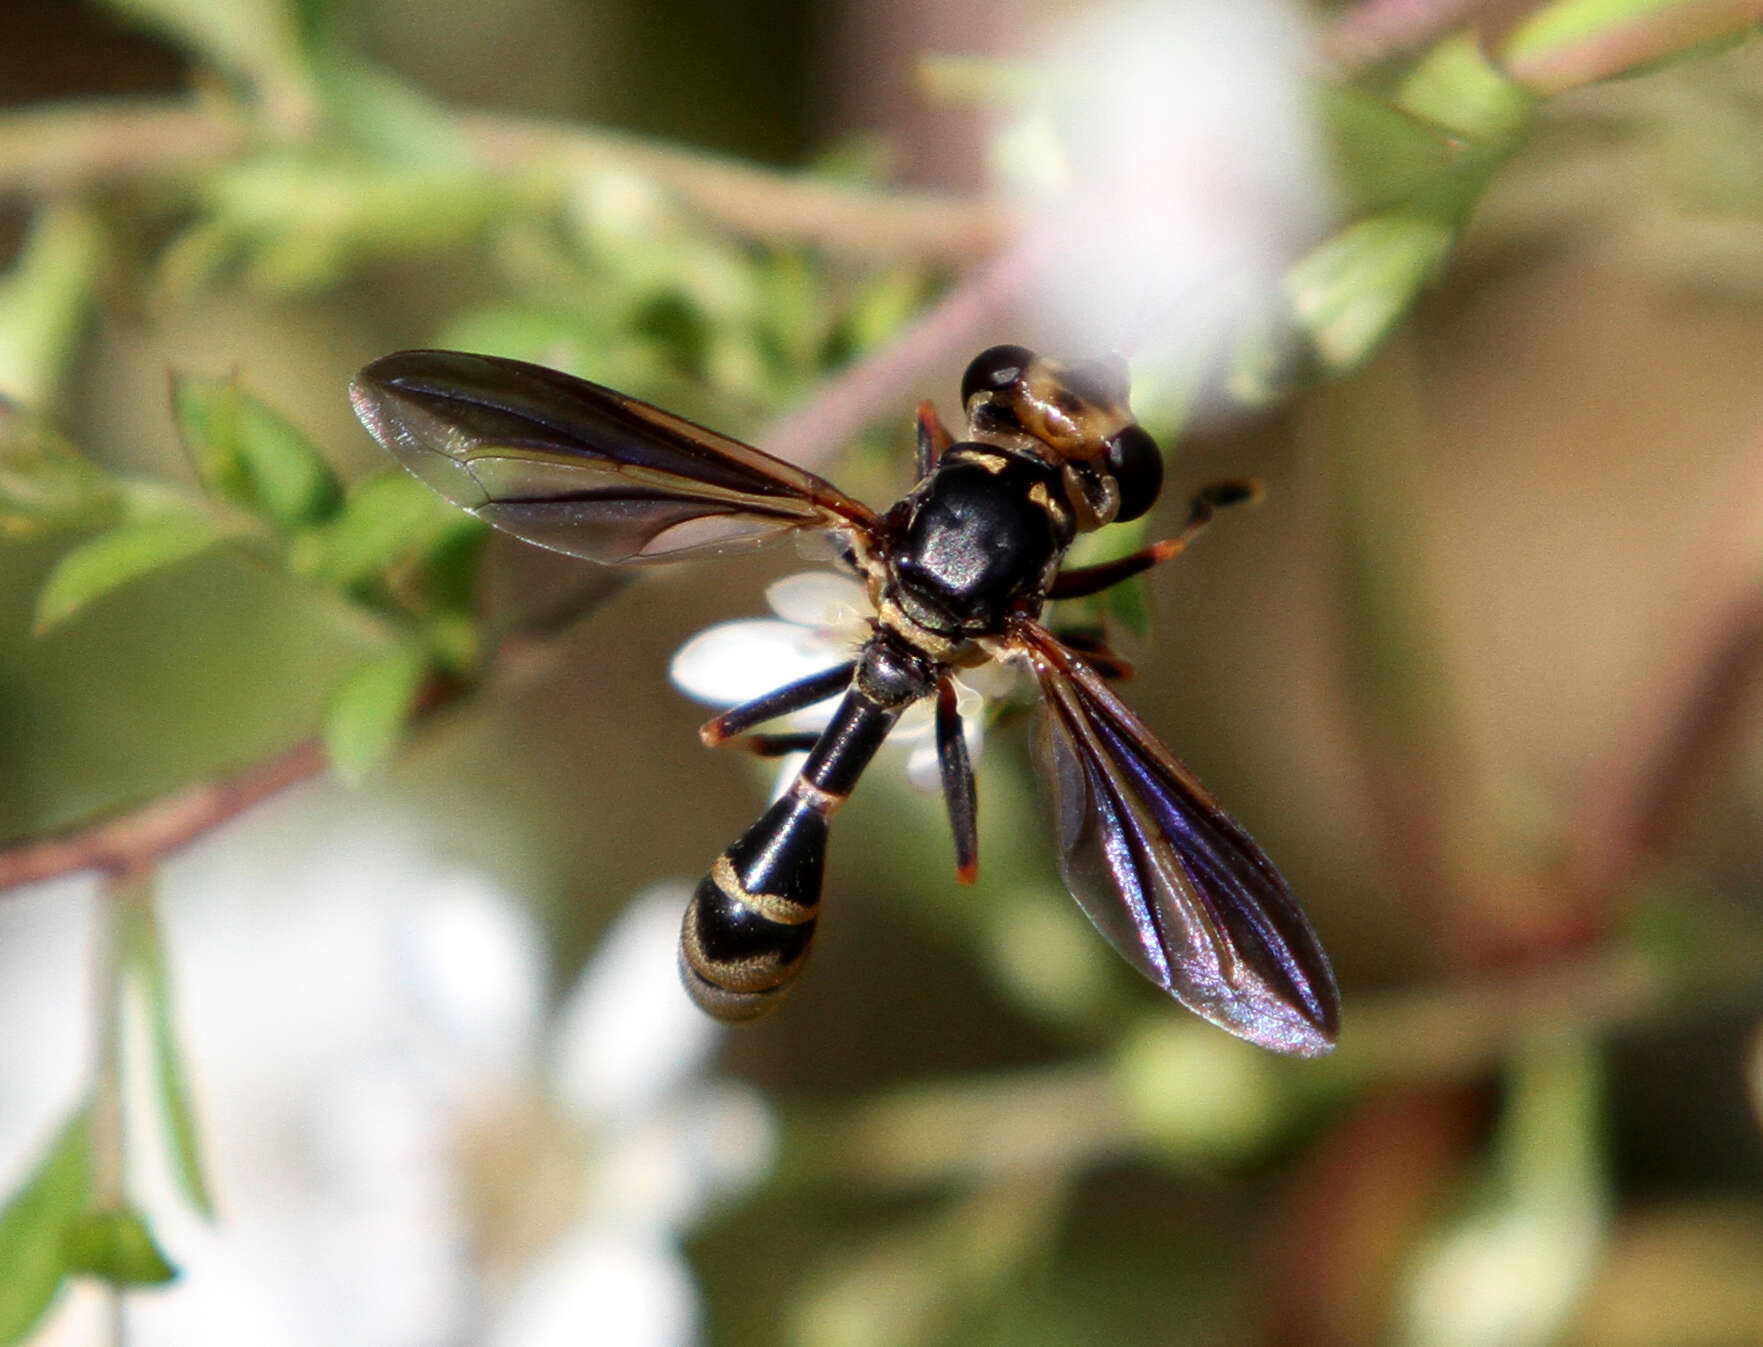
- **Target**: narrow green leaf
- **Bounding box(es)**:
[1320,88,1473,218]
[0,204,103,408]
[61,1208,178,1287]
[301,471,480,589]
[322,645,431,783]
[1396,35,1533,145]
[0,403,119,538]
[310,54,471,166]
[117,879,214,1219]
[0,1110,92,1346]
[172,373,341,527]
[33,513,226,634]
[1287,215,1455,374]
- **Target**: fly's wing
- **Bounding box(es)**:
[350,350,878,565]
[1018,623,1339,1057]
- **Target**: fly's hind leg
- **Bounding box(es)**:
[935,678,979,884]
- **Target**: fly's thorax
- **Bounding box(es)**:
[877,446,1072,644]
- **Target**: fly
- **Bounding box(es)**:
[350,344,1339,1056]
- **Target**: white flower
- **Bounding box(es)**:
[0,796,774,1347]
[1000,0,1332,420]
[491,887,775,1347]
[669,571,1009,793]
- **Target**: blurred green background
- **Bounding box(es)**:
[3,1,1763,1345]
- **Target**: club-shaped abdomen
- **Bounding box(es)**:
[679,790,829,1021]
[679,643,929,1021]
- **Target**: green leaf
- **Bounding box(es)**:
[34,512,227,634]
[1396,35,1533,145]
[322,644,431,783]
[172,373,341,527]
[0,1110,92,1346]
[1320,88,1474,218]
[176,156,499,296]
[0,204,103,408]
[117,879,214,1219]
[61,1208,178,1287]
[309,53,471,166]
[0,403,119,538]
[1287,215,1456,374]
[299,470,480,590]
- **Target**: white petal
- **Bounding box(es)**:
[121,805,487,1347]
[0,877,97,1183]
[764,571,870,632]
[588,1082,777,1230]
[550,886,720,1128]
[393,868,546,1075]
[489,1223,698,1347]
[669,619,847,709]
[955,661,1021,703]
[905,740,942,793]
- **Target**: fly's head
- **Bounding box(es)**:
[958,345,1163,533]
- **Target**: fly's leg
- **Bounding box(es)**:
[699,661,855,746]
[1049,479,1261,601]
[915,400,954,478]
[935,678,978,884]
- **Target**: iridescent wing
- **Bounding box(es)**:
[350,350,879,565]
[1017,622,1339,1056]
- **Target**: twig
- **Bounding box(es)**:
[1324,0,1507,70]
[778,944,1688,1196]
[0,97,1001,262]
[0,738,328,890]
[0,99,248,197]
[1565,423,1763,912]
[759,245,1035,467]
[0,614,590,895]
[455,112,1003,262]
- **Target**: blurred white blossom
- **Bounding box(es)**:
[1002,0,1332,408]
[0,795,773,1347]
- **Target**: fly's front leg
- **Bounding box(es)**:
[716,732,822,757]
[1049,479,1262,601]
[699,661,856,747]
[915,400,954,478]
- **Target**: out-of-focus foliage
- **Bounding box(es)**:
[1,0,1762,1344]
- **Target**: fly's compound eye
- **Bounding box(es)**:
[961,345,1036,408]
[1105,424,1163,523]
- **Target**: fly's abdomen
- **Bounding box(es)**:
[679,790,829,1021]
[679,641,930,1021]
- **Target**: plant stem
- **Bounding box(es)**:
[0,97,1000,262]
